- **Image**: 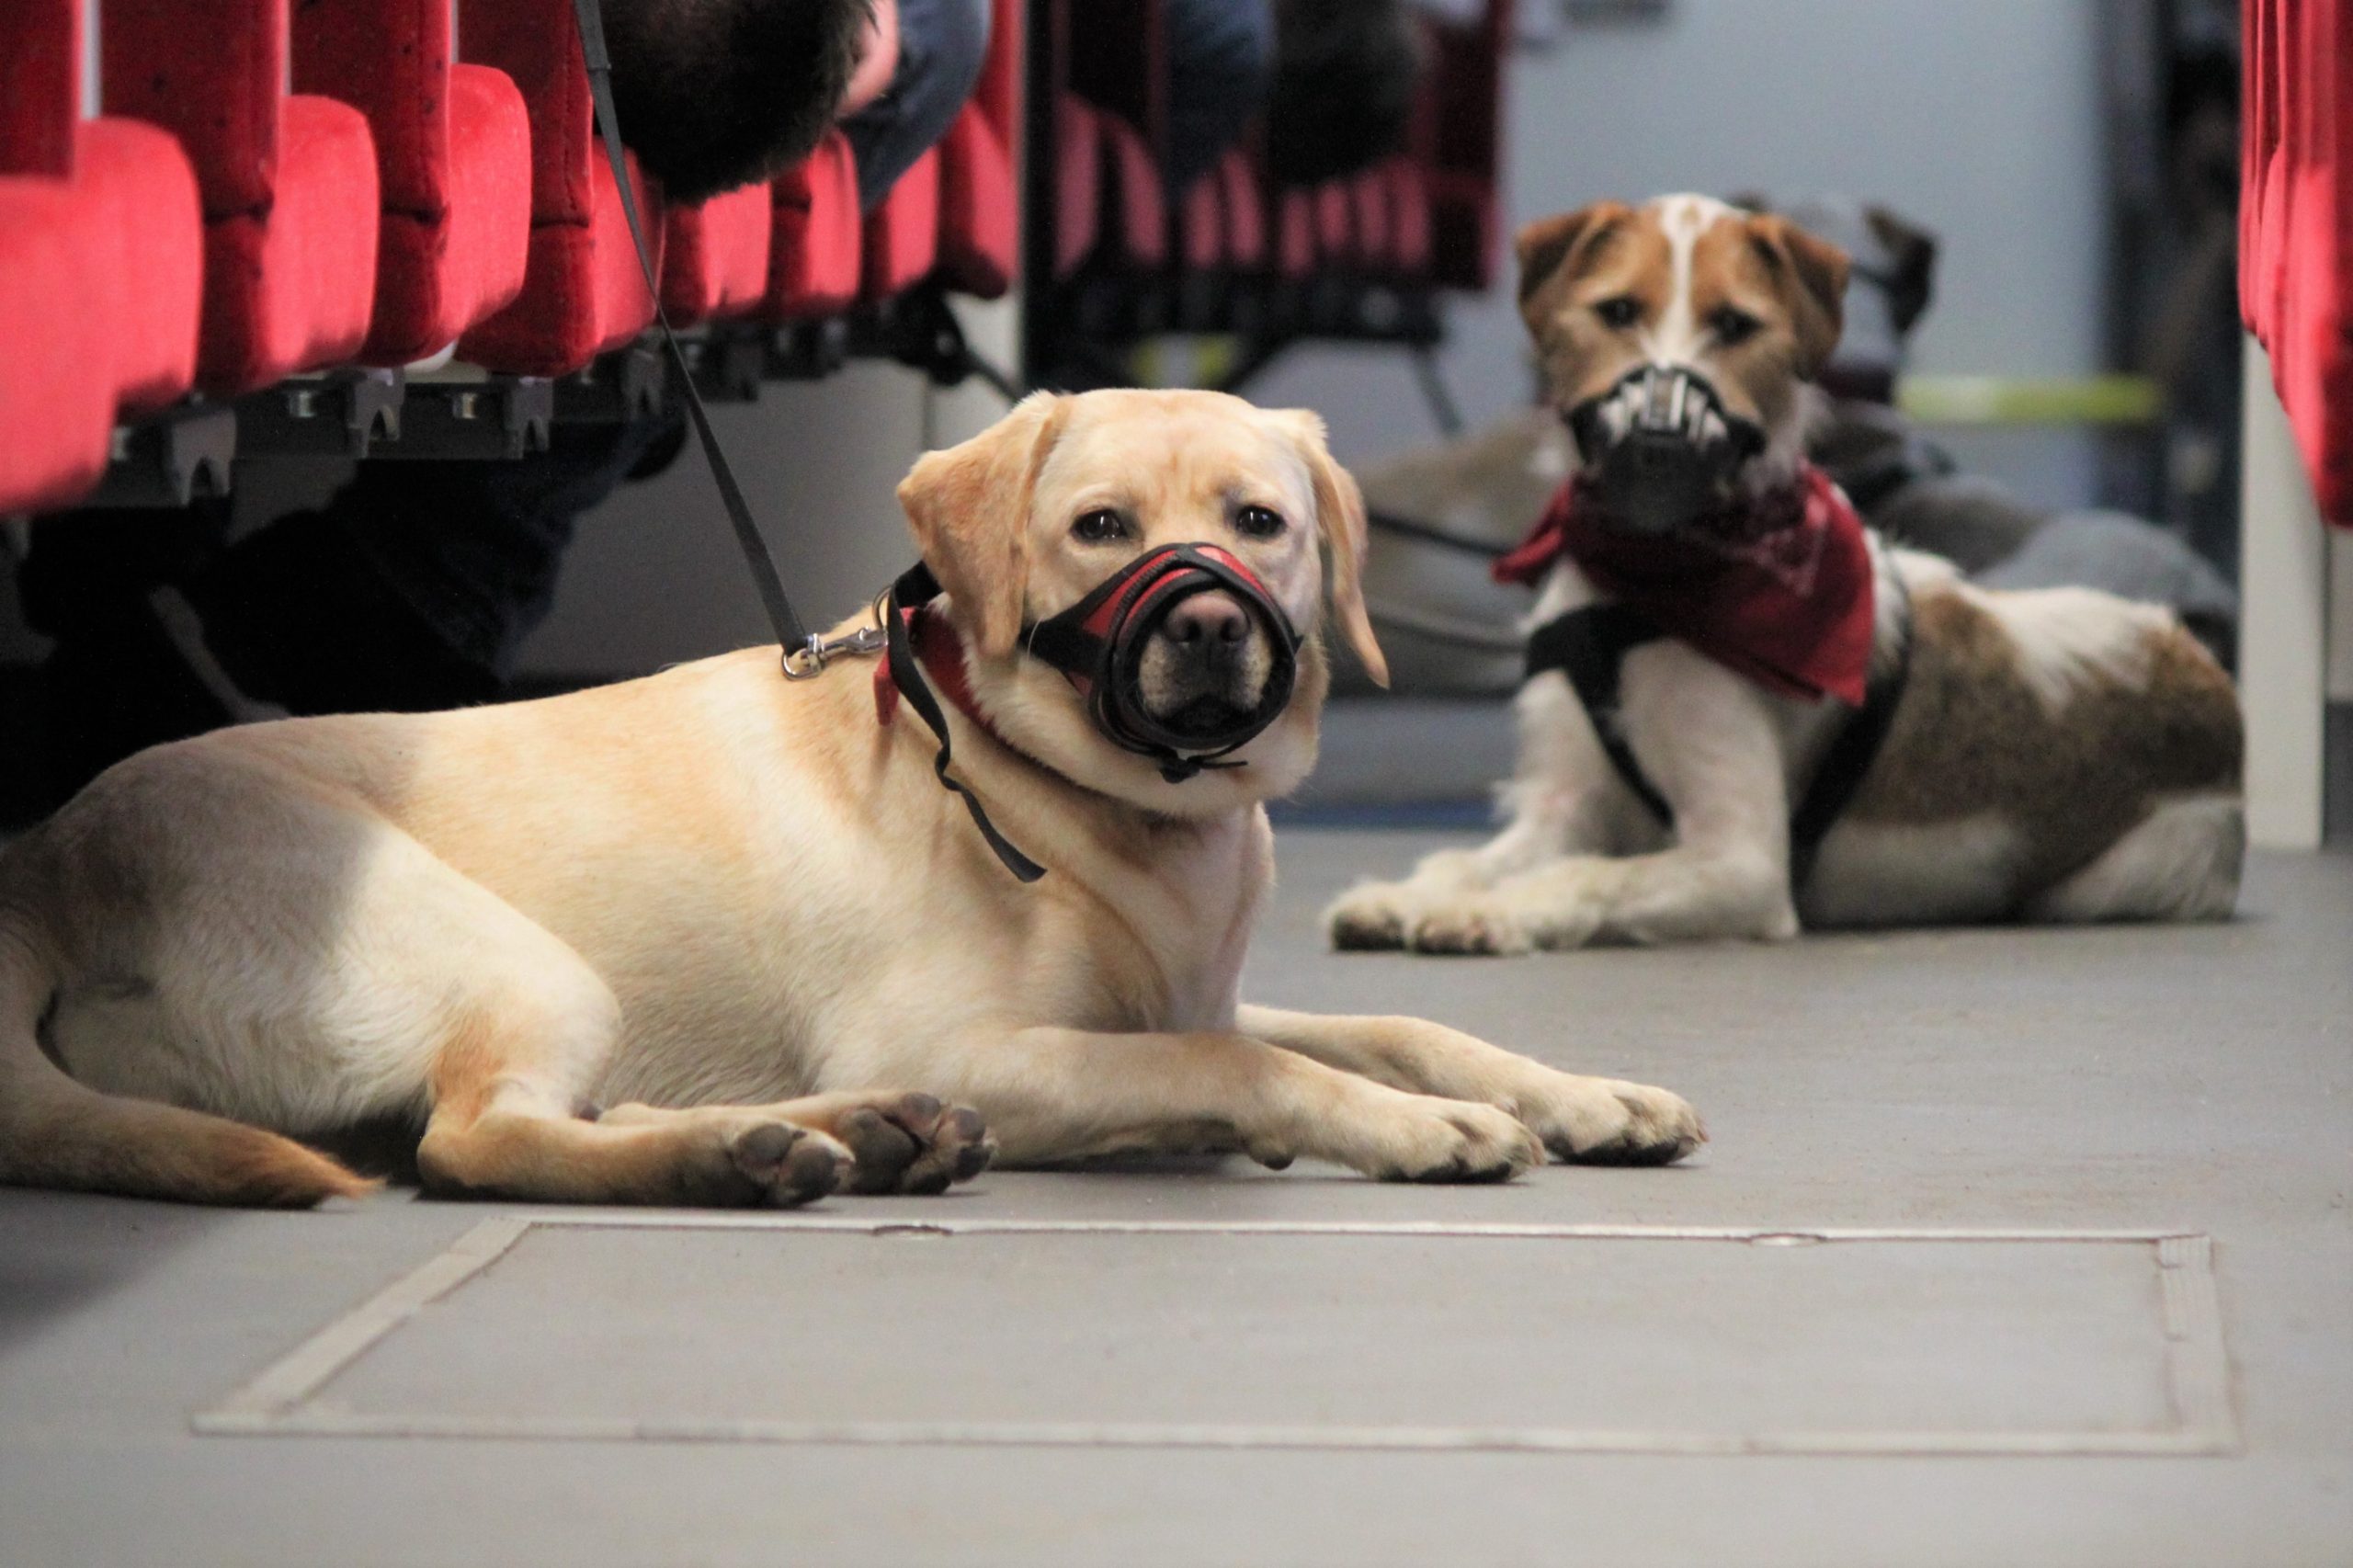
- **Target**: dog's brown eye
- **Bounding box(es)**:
[1593,296,1643,329]
[1072,509,1129,542]
[1711,306,1762,346]
[1235,505,1286,539]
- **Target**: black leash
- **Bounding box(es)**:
[572,3,1047,880]
[572,0,815,665]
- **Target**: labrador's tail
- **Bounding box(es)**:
[0,908,372,1207]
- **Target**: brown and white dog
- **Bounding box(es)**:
[0,389,1700,1209]
[1327,195,2244,955]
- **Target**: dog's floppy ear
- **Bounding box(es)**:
[1514,201,1632,312]
[1747,213,1851,381]
[1863,204,1939,335]
[897,392,1069,658]
[1269,409,1389,689]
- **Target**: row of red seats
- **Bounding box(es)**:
[0,0,1019,516]
[1040,0,1507,324]
[2240,0,2349,528]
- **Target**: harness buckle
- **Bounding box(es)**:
[780,623,888,681]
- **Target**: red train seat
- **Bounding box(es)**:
[935,0,1022,298]
[104,0,381,397]
[456,0,661,377]
[292,0,533,365]
[1053,95,1104,279]
[1094,111,1167,267]
[2,0,204,422]
[2240,0,2350,526]
[664,184,775,323]
[1421,0,1510,290]
[763,130,863,319]
[0,187,114,513]
[937,109,1017,298]
[860,145,941,300]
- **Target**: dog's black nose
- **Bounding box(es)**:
[1161,593,1250,647]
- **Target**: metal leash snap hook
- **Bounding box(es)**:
[781,624,888,681]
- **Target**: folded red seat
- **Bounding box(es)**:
[1216,153,1267,271]
[105,0,380,396]
[937,111,1017,299]
[1180,170,1227,273]
[1313,181,1358,268]
[1383,157,1433,276]
[1092,111,1167,269]
[456,0,661,376]
[1275,185,1318,280]
[763,130,863,318]
[936,0,1022,298]
[291,0,532,365]
[2,0,204,417]
[0,0,207,511]
[2238,0,2350,526]
[664,185,775,323]
[1421,0,1507,290]
[1351,169,1393,269]
[860,145,941,301]
[1053,95,1104,280]
[0,187,114,513]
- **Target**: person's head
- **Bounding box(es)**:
[896,390,1386,815]
[604,0,872,203]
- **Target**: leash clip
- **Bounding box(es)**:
[781,623,888,680]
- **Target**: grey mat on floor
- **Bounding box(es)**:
[200,1218,2226,1456]
[1,838,2347,1568]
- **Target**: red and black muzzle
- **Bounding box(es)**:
[1020,543,1302,782]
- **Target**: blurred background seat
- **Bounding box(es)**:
[292,0,533,365]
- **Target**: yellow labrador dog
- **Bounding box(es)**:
[0,389,1702,1209]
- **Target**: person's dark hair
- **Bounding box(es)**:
[602,0,872,203]
[1264,0,1424,187]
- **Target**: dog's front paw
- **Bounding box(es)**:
[1355,1094,1544,1182]
[1405,897,1535,956]
[834,1092,997,1195]
[1325,881,1415,950]
[709,1120,849,1208]
[1517,1074,1705,1166]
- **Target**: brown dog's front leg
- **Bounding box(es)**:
[1236,1006,1704,1167]
[926,1027,1541,1182]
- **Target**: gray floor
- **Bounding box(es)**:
[2,833,2348,1567]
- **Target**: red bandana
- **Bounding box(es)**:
[1492,463,1878,706]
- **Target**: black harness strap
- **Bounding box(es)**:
[1787,577,1913,885]
[1524,603,1673,826]
[1525,578,1914,889]
[573,0,813,661]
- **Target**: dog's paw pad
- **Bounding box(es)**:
[1325,887,1411,950]
[726,1122,843,1207]
[1407,903,1530,957]
[1379,1102,1542,1183]
[838,1093,995,1195]
[1560,1086,1705,1166]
